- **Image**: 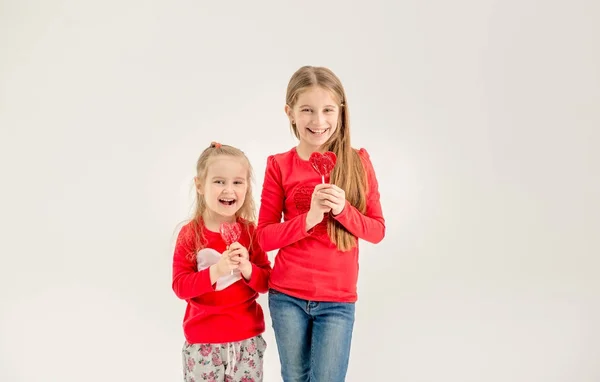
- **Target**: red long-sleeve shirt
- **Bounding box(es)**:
[256,147,385,302]
[172,220,271,344]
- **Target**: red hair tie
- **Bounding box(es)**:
[211,141,222,149]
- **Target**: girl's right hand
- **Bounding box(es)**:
[306,184,332,231]
[210,250,239,281]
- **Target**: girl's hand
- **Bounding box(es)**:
[228,242,249,261]
[306,184,333,230]
[228,242,252,280]
[211,249,240,281]
[317,184,346,216]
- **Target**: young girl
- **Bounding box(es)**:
[257,66,386,382]
[172,142,271,382]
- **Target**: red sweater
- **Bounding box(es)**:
[172,220,271,344]
[256,147,385,302]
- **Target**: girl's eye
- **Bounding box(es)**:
[214,180,224,184]
[301,108,311,112]
[234,181,244,185]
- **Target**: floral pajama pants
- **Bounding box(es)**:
[182,334,266,382]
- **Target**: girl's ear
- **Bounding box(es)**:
[284,104,294,124]
[194,177,204,195]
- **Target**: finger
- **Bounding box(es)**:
[230,242,248,254]
[234,251,248,260]
[228,241,242,250]
[317,191,340,201]
[234,257,249,266]
[314,183,332,192]
[226,252,240,260]
[321,200,339,209]
[227,258,240,266]
[314,183,330,190]
[318,194,342,204]
[237,251,249,261]
[319,188,338,196]
[321,187,345,197]
[319,205,332,213]
[325,188,344,199]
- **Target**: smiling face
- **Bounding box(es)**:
[286,86,341,154]
[195,155,248,222]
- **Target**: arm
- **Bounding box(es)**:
[242,230,272,293]
[333,149,386,243]
[256,155,312,251]
[171,225,216,299]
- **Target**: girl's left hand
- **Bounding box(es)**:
[228,242,252,279]
[318,184,346,216]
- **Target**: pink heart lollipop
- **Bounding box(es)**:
[219,222,242,247]
[220,222,242,275]
[309,151,337,183]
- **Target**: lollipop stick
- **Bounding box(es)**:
[321,175,324,184]
[227,245,233,275]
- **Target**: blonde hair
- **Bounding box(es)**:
[187,142,256,259]
[286,66,367,251]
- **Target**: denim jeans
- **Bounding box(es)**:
[268,288,355,382]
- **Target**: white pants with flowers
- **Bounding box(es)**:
[182,334,266,382]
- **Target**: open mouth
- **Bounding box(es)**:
[307,127,329,135]
[219,198,236,206]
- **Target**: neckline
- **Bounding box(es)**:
[292,146,310,162]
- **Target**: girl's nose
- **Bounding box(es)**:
[311,112,324,124]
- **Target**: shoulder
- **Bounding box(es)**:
[353,147,375,168]
[352,147,380,184]
[355,147,371,159]
[175,219,201,247]
[177,220,196,236]
[266,147,295,166]
[263,147,298,183]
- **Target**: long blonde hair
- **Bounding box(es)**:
[187,142,256,259]
[286,66,367,251]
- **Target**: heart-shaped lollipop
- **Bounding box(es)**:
[220,221,242,275]
[309,151,337,183]
[219,222,242,247]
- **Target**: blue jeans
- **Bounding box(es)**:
[268,288,355,382]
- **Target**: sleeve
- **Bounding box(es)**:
[243,226,272,293]
[171,224,216,299]
[332,148,386,244]
[256,155,312,252]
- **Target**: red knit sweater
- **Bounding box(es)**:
[172,220,271,344]
[256,147,385,302]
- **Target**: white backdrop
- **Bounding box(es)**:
[1,1,599,381]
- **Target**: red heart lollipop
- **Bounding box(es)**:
[219,222,242,247]
[309,151,337,183]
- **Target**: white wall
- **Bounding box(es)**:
[1,0,599,381]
